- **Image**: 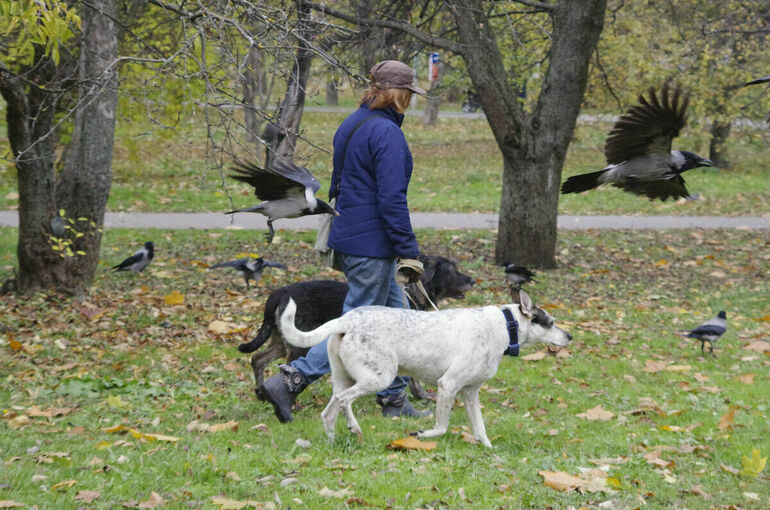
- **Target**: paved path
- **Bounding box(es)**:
[1,211,769,231]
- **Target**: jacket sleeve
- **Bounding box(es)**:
[370,124,420,259]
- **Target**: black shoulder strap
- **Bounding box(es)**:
[332,114,378,198]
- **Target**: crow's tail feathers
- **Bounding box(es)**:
[561,169,607,195]
[225,204,264,214]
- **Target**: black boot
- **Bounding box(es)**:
[258,365,308,423]
[377,391,432,418]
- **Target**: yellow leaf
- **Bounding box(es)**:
[8,335,22,351]
[205,421,239,433]
[164,290,184,305]
[102,424,130,434]
[655,259,669,266]
[234,252,260,259]
[387,436,437,451]
[51,480,77,491]
[606,477,622,488]
[538,470,586,491]
[740,448,767,477]
[106,395,130,409]
[95,441,112,450]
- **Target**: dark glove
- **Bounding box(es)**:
[396,258,423,285]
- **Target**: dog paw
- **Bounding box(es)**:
[409,430,423,437]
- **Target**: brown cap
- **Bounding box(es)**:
[369,60,426,95]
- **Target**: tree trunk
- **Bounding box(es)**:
[709,119,731,169]
[242,46,264,144]
[325,74,338,106]
[265,1,313,163]
[0,56,64,294]
[55,0,119,292]
[422,62,444,126]
[449,0,606,267]
[0,0,119,295]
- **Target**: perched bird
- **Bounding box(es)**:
[743,75,770,87]
[685,311,727,356]
[112,241,154,273]
[561,82,714,201]
[502,262,537,290]
[225,158,339,244]
[209,257,287,289]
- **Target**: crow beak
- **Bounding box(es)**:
[698,158,715,168]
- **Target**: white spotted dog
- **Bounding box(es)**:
[279,289,571,448]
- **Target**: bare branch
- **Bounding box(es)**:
[302,1,466,54]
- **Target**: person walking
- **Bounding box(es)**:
[260,60,431,422]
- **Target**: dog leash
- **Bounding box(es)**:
[502,308,519,356]
[402,280,439,312]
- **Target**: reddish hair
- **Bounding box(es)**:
[360,86,412,113]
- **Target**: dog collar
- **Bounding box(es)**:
[502,308,519,357]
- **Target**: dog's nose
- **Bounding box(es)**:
[566,332,573,341]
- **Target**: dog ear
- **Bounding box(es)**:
[420,257,436,292]
[516,289,535,318]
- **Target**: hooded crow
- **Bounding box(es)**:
[210,257,287,289]
[562,82,714,201]
[743,75,770,87]
[225,158,339,244]
[685,311,727,356]
[502,262,537,290]
[112,241,154,273]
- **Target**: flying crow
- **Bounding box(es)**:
[561,82,714,201]
[210,257,287,289]
[112,241,154,273]
[743,75,770,87]
[225,158,339,244]
[685,311,727,356]
[502,262,537,290]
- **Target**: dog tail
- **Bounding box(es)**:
[279,298,341,348]
[561,169,607,195]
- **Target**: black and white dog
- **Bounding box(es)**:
[279,289,571,447]
[239,256,475,398]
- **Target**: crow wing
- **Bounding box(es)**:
[689,317,727,337]
[604,82,689,165]
[611,174,690,201]
[743,75,770,87]
[113,251,143,270]
[230,159,320,202]
[261,259,288,270]
[210,258,249,270]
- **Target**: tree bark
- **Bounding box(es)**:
[422,62,444,126]
[55,0,119,292]
[449,0,606,267]
[242,46,265,144]
[0,0,119,295]
[325,74,339,106]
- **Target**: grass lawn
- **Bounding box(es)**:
[1,107,768,216]
[1,226,768,508]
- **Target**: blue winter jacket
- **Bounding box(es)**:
[327,104,420,259]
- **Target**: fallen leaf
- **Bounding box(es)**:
[539,470,586,491]
[387,437,437,451]
[7,416,30,429]
[743,341,770,353]
[688,485,710,499]
[521,351,547,361]
[644,360,669,373]
[740,448,767,477]
[205,420,239,433]
[207,320,246,335]
[74,490,100,503]
[735,373,755,384]
[693,372,709,383]
[164,290,185,305]
[720,462,740,475]
[210,496,258,509]
[318,487,354,499]
[576,405,614,422]
[664,364,691,372]
[718,406,739,431]
[51,480,77,491]
[225,471,241,482]
[0,502,25,508]
[138,491,164,509]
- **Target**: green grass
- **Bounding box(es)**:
[1,107,768,216]
[1,226,768,508]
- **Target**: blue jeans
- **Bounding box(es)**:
[289,253,409,397]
